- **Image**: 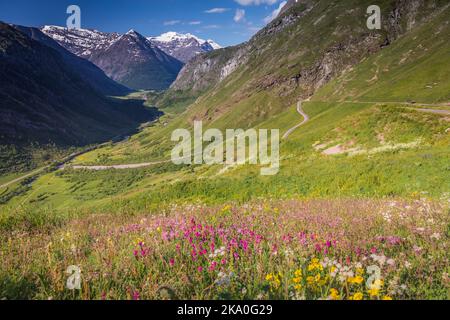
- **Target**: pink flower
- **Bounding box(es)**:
[169,258,175,267]
[198,266,203,272]
[209,261,217,271]
[132,291,140,300]
[240,240,249,251]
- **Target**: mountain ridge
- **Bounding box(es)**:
[41,26,222,89]
[41,26,183,90]
[0,22,159,147]
[149,31,221,63]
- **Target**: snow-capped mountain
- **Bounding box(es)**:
[41,25,120,58]
[88,29,183,90]
[41,26,183,90]
[149,32,222,63]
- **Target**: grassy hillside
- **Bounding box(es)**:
[0,0,449,300]
[1,1,449,219]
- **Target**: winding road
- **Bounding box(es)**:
[0,166,50,190]
[282,99,310,140]
[71,160,172,171]
[1,100,447,181]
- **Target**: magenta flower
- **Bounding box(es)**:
[209,261,217,271]
[132,291,140,300]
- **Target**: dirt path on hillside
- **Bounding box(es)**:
[282,99,310,140]
[0,166,49,190]
[407,108,450,116]
[71,160,172,171]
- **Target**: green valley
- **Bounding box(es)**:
[0,0,449,301]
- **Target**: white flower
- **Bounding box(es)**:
[387,259,395,266]
[430,233,441,240]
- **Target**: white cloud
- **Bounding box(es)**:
[234,0,278,6]
[163,20,181,26]
[203,24,220,29]
[189,21,202,25]
[234,9,246,23]
[263,1,287,24]
[205,8,230,13]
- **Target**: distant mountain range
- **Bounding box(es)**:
[148,32,221,63]
[0,22,159,147]
[41,26,221,90]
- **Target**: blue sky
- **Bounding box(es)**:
[0,0,288,46]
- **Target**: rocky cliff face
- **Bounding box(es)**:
[169,44,247,93]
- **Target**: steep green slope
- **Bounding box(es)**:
[313,5,450,103]
[161,0,448,124]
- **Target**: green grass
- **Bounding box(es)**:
[314,6,450,103]
[1,1,449,300]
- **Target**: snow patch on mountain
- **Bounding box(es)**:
[148,32,222,63]
[41,25,120,58]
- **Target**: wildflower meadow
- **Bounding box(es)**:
[1,198,448,300]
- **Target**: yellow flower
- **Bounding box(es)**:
[356,268,364,276]
[382,296,393,300]
[294,284,302,291]
[294,269,302,278]
[371,279,384,290]
[315,273,321,282]
[306,276,315,286]
[266,273,282,291]
[307,258,324,272]
[348,276,364,285]
[222,205,232,212]
[329,288,340,300]
[367,288,380,297]
[349,292,364,300]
